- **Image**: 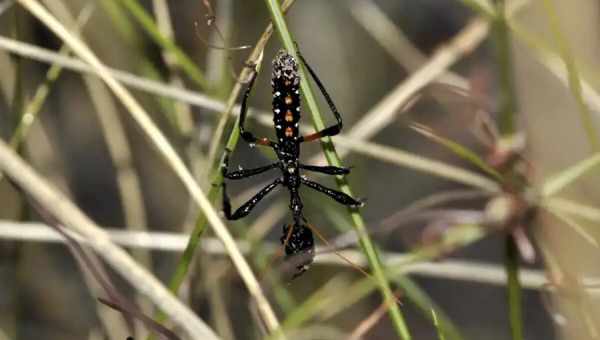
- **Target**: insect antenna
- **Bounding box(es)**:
[304,222,403,305]
[193,0,254,83]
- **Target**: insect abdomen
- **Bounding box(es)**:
[272,50,301,142]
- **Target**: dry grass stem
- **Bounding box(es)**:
[17,0,280,333]
[0,140,218,340]
[0,220,547,289]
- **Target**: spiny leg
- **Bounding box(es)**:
[222,178,282,220]
[300,177,363,208]
[221,148,279,180]
[296,51,343,142]
[239,67,275,147]
[299,164,350,176]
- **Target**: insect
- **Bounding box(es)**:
[221,49,363,277]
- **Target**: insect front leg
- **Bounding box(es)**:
[220,148,279,180]
[239,67,276,148]
[296,51,343,143]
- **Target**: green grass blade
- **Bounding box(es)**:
[150,1,297,334]
[264,1,412,338]
[410,123,503,182]
[505,237,524,340]
[542,153,600,197]
[283,224,483,340]
[117,0,209,90]
[458,0,496,18]
[544,197,600,223]
[490,2,525,339]
[432,309,448,340]
[539,0,599,152]
[545,207,599,248]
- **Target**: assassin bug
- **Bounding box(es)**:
[221,49,363,277]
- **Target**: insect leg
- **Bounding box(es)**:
[299,164,350,176]
[222,178,282,220]
[300,177,363,208]
[221,148,279,179]
[239,67,275,147]
[296,51,343,143]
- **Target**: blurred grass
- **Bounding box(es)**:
[492,1,524,338]
[539,0,599,152]
[2,0,600,339]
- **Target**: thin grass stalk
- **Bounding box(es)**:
[341,17,490,148]
[505,237,524,340]
[285,224,485,340]
[544,197,600,222]
[8,43,66,146]
[0,139,219,340]
[0,220,548,288]
[9,6,23,144]
[263,1,412,339]
[159,0,295,297]
[542,152,600,197]
[494,1,516,135]
[0,36,520,194]
[152,0,296,334]
[152,0,194,136]
[158,4,274,288]
[16,0,282,334]
[538,0,599,152]
[432,309,448,340]
[117,0,209,90]
[493,1,524,339]
[0,36,224,111]
[100,0,190,132]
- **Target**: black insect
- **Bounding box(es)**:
[221,49,363,277]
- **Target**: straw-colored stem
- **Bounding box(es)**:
[16,0,281,334]
[0,139,218,340]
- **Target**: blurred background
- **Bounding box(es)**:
[0,0,599,339]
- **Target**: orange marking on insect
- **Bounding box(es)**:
[257,137,270,145]
[285,80,291,86]
[285,96,293,105]
[285,127,293,137]
[285,110,294,122]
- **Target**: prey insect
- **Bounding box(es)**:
[221,49,363,277]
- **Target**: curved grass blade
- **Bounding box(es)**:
[542,153,600,197]
[410,122,503,181]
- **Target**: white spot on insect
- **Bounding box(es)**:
[288,167,296,174]
[238,165,243,171]
[275,125,282,129]
[274,109,280,114]
[296,107,300,111]
[249,143,256,148]
[274,91,281,97]
[295,123,299,127]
